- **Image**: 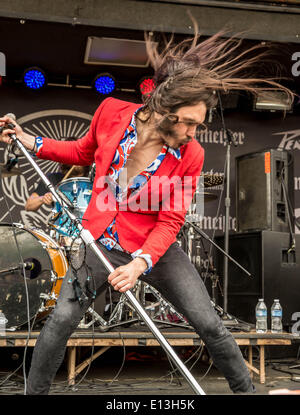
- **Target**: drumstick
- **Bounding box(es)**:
[61,165,76,181]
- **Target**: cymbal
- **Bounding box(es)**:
[0,163,22,177]
[202,174,224,188]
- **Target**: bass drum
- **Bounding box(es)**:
[0,224,68,329]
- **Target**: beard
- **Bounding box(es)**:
[158,122,182,148]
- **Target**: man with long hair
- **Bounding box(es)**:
[0,27,293,395]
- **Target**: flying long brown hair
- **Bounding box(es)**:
[143,23,294,115]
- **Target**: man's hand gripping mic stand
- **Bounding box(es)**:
[8,131,206,395]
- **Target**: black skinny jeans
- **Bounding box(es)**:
[27,242,254,395]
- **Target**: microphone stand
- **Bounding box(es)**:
[217,93,238,314]
[223,128,234,314]
[6,131,206,396]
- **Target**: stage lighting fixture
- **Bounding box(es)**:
[138,77,155,96]
[254,90,293,112]
[23,67,46,90]
[84,37,154,67]
[93,73,116,95]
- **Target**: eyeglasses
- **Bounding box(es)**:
[164,114,207,132]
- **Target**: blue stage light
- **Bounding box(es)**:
[23,67,46,90]
[93,73,116,94]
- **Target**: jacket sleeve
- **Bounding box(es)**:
[36,98,111,165]
[139,146,204,267]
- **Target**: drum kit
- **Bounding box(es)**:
[0,159,224,332]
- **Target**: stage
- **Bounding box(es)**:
[0,326,299,394]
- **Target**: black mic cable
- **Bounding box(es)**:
[5,155,19,171]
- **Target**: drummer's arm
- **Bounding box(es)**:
[25,192,53,211]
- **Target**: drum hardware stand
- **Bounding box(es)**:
[78,307,109,329]
[141,283,192,328]
[38,293,51,313]
[210,272,220,307]
[78,294,136,331]
[7,130,206,395]
[211,300,252,331]
[187,226,194,262]
[81,281,192,331]
[105,281,191,330]
[185,220,252,331]
[50,270,59,283]
[38,283,62,312]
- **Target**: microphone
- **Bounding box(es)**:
[1,113,19,171]
[5,113,16,121]
[0,113,17,133]
[0,261,35,276]
[1,113,22,172]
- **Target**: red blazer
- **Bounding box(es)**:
[37,98,205,266]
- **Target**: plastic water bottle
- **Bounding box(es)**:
[255,299,267,333]
[271,299,283,333]
[0,312,7,336]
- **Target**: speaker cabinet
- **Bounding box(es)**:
[236,149,294,233]
[215,231,300,330]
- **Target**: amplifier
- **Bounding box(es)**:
[214,231,300,330]
[236,149,294,233]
